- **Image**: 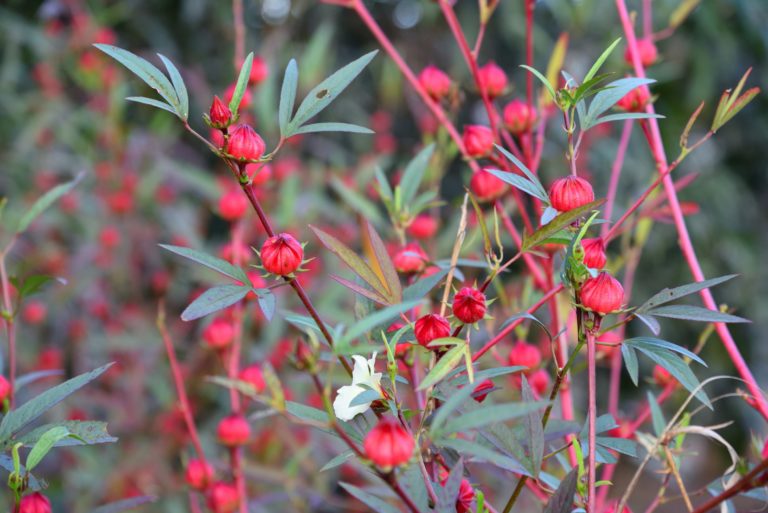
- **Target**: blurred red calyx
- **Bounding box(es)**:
[185,459,214,490]
[363,416,414,471]
[414,314,451,348]
[216,414,251,446]
[463,125,495,158]
[503,99,537,135]
[418,65,452,101]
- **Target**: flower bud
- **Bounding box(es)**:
[185,459,214,490]
[363,416,414,471]
[548,175,595,212]
[463,125,495,158]
[217,189,248,221]
[217,414,251,447]
[393,243,428,274]
[207,482,239,513]
[472,379,494,403]
[414,314,451,348]
[239,364,266,394]
[625,39,658,67]
[581,237,607,270]
[260,233,304,275]
[478,61,507,99]
[470,169,508,202]
[203,318,235,350]
[226,124,265,162]
[528,369,551,396]
[580,272,624,315]
[418,65,451,101]
[508,341,542,373]
[407,215,439,240]
[616,86,651,112]
[209,96,232,128]
[503,99,537,135]
[452,287,486,324]
[19,493,51,513]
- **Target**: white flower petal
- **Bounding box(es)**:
[333,384,371,421]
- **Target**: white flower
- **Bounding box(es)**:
[333,353,383,421]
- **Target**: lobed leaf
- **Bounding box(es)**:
[543,467,579,513]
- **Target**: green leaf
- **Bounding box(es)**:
[125,96,177,115]
[340,483,403,513]
[229,52,254,115]
[94,44,180,115]
[436,459,464,513]
[418,344,466,391]
[319,450,355,472]
[442,400,550,434]
[582,77,655,129]
[256,289,276,321]
[499,312,552,340]
[338,300,421,349]
[331,275,389,305]
[181,285,250,321]
[621,344,639,385]
[637,275,738,312]
[310,225,391,301]
[431,383,480,434]
[521,376,544,477]
[623,337,705,365]
[16,173,83,233]
[288,50,378,132]
[589,112,664,127]
[522,199,605,252]
[520,65,556,101]
[403,267,449,301]
[438,438,529,474]
[159,244,249,283]
[291,122,373,135]
[18,420,116,447]
[398,144,435,206]
[279,59,299,135]
[17,275,56,299]
[451,366,526,386]
[495,146,548,201]
[485,168,549,203]
[647,391,666,437]
[14,370,64,392]
[646,305,748,324]
[0,363,113,440]
[349,388,382,407]
[543,467,579,513]
[25,426,74,471]
[157,54,188,120]
[583,38,622,83]
[89,496,157,513]
[362,220,402,303]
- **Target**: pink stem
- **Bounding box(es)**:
[586,331,597,513]
[0,246,17,408]
[601,120,633,238]
[615,0,768,421]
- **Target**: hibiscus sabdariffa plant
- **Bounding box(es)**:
[89,0,767,511]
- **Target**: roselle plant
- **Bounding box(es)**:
[1,1,767,512]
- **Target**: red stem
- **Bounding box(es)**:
[615,0,768,421]
[0,247,17,408]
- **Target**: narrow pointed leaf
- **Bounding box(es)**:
[399,144,435,206]
[310,225,390,301]
[229,52,253,114]
[438,438,530,474]
[495,145,548,201]
[485,169,548,203]
[94,44,180,112]
[520,64,556,101]
[16,173,84,233]
[291,122,373,135]
[543,467,579,513]
[583,38,622,83]
[181,285,250,321]
[289,50,378,131]
[157,54,188,120]
[125,96,178,115]
[637,274,738,312]
[338,300,421,348]
[522,199,605,252]
[279,59,299,135]
[159,244,249,283]
[362,220,402,303]
[647,305,749,324]
[0,363,113,439]
[442,400,549,433]
[403,267,449,301]
[340,483,403,513]
[418,344,465,391]
[26,426,73,471]
[331,274,389,305]
[256,289,276,321]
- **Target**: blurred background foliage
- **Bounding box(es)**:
[0,0,767,511]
